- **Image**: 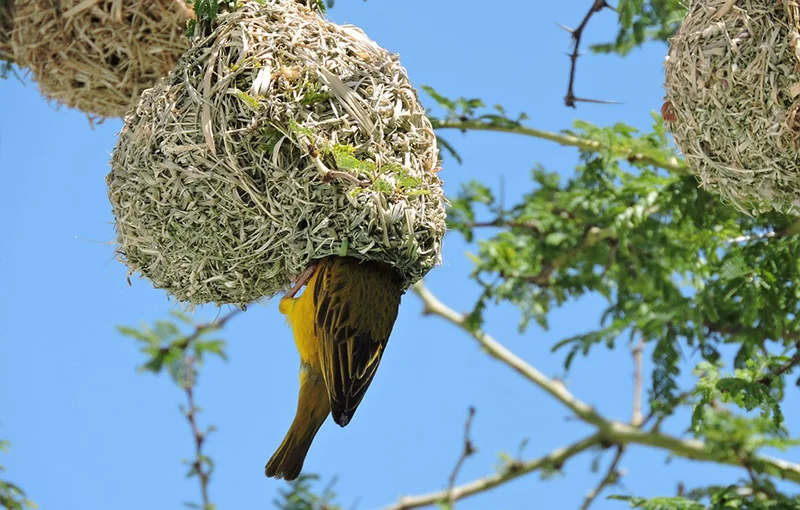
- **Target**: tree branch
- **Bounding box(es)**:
[581,445,626,510]
[174,309,242,352]
[182,355,212,510]
[632,339,644,427]
[412,282,800,488]
[414,282,608,429]
[381,434,604,510]
[447,407,477,508]
[177,311,239,510]
[563,0,615,107]
[432,118,687,175]
[759,342,800,386]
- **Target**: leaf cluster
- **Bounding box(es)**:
[274,474,343,510]
[0,442,36,510]
[450,110,800,419]
[118,311,228,388]
[592,0,686,55]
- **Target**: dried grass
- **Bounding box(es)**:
[664,0,800,214]
[108,0,446,306]
[0,0,13,63]
[11,0,193,119]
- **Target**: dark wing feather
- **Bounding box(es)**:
[314,257,402,427]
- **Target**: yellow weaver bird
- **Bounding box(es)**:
[265,256,403,480]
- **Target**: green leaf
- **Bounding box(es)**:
[544,232,568,246]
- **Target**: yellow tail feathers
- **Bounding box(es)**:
[265,366,330,481]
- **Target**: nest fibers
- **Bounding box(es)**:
[664,0,800,214]
[11,0,193,119]
[108,0,446,306]
[0,1,13,63]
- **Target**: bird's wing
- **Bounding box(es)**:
[313,257,401,426]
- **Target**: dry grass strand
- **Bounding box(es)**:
[11,0,193,119]
[0,0,14,62]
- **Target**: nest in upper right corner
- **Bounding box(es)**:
[664,0,800,215]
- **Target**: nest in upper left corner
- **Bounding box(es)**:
[0,0,13,63]
[9,0,194,119]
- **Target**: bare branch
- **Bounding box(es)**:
[632,339,644,427]
[182,356,213,510]
[581,446,626,510]
[412,283,608,428]
[180,310,239,510]
[167,308,242,355]
[564,0,615,107]
[381,434,604,510]
[447,407,478,508]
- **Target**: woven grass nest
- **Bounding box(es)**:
[10,0,193,119]
[0,1,13,63]
[108,0,446,306]
[664,0,800,214]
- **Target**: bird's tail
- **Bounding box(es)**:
[265,369,329,481]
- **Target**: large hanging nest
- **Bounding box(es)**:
[10,0,193,119]
[664,0,800,214]
[0,0,13,63]
[108,0,446,306]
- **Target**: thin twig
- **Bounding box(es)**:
[179,310,240,510]
[758,342,800,385]
[581,445,626,510]
[632,339,644,427]
[170,308,242,353]
[182,355,212,510]
[563,0,615,107]
[382,434,604,510]
[467,219,542,233]
[432,118,687,175]
[447,407,477,508]
[413,283,607,428]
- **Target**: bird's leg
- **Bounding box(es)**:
[284,261,319,300]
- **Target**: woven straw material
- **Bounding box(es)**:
[11,0,192,119]
[664,0,800,214]
[108,0,446,306]
[0,0,13,63]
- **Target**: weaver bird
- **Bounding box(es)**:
[265,256,403,480]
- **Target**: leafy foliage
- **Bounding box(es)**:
[592,0,686,55]
[0,442,36,510]
[693,362,788,431]
[273,474,343,510]
[610,485,800,509]
[448,111,800,418]
[118,311,228,384]
[423,85,529,163]
[119,312,233,510]
[609,495,704,510]
[440,96,800,503]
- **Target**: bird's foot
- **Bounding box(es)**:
[284,261,319,299]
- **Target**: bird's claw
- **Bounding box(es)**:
[285,261,319,299]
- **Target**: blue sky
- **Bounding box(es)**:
[2,1,798,509]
